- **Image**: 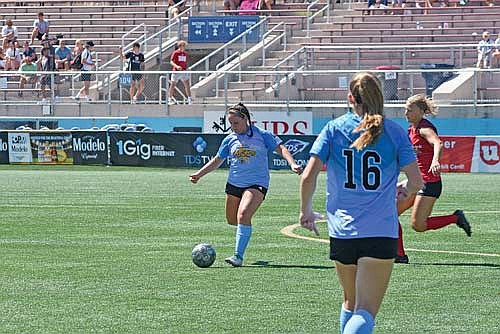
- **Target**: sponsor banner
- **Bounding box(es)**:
[72,131,108,165]
[269,135,317,170]
[471,136,500,173]
[29,132,73,164]
[204,111,313,135]
[0,132,8,164]
[109,132,227,167]
[439,136,475,173]
[8,132,32,163]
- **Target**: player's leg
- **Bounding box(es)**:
[335,261,357,333]
[343,257,394,334]
[182,77,192,103]
[226,188,264,266]
[135,77,145,99]
[129,80,136,101]
[225,194,240,226]
[396,193,416,263]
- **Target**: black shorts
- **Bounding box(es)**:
[132,73,143,81]
[81,72,94,82]
[417,180,442,198]
[40,75,52,87]
[36,31,45,40]
[330,237,398,265]
[225,182,267,199]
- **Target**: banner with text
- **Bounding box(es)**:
[471,136,500,173]
[8,132,32,163]
[72,131,108,165]
[29,132,74,164]
[0,132,8,164]
[203,111,313,135]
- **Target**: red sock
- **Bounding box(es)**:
[425,214,458,230]
[397,221,406,257]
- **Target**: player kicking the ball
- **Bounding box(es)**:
[190,102,303,267]
[396,94,472,264]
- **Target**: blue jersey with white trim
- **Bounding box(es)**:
[310,111,416,239]
[217,125,282,188]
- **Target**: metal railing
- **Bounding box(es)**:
[215,52,242,98]
[261,21,287,66]
[121,23,148,52]
[306,0,330,37]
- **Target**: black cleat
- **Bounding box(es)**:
[454,210,471,237]
[395,255,409,264]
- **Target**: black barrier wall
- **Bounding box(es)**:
[0,131,317,169]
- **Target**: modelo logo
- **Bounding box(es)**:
[73,136,106,152]
[479,140,499,165]
[274,139,309,156]
[0,138,7,152]
[116,139,151,160]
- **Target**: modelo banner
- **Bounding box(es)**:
[0,131,8,164]
[29,131,73,164]
[72,131,108,165]
[108,132,227,168]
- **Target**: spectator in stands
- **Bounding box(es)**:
[224,0,241,11]
[39,46,56,100]
[18,57,38,98]
[70,39,84,70]
[368,0,389,10]
[73,41,95,102]
[491,32,500,68]
[169,40,192,105]
[55,40,72,71]
[2,19,18,49]
[0,47,6,70]
[476,31,494,68]
[21,41,37,65]
[118,42,145,104]
[5,40,21,71]
[168,0,187,18]
[31,12,50,45]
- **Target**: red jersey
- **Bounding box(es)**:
[408,119,440,183]
[171,49,188,71]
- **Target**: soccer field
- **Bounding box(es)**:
[0,166,499,333]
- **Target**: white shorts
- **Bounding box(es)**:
[171,72,190,83]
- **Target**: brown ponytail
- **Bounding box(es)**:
[349,72,385,150]
[227,102,253,137]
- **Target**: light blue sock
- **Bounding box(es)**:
[339,305,354,334]
[343,309,374,334]
[235,224,252,259]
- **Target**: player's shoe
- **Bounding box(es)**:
[225,255,243,267]
[454,210,471,237]
[395,255,409,264]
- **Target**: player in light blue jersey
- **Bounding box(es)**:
[190,103,303,267]
[300,72,423,334]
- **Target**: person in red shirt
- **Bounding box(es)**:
[396,94,471,263]
[168,40,192,105]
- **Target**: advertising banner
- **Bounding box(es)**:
[204,111,313,135]
[439,136,475,173]
[28,132,73,164]
[0,132,8,164]
[269,135,317,170]
[109,132,227,168]
[72,131,108,165]
[8,132,32,163]
[470,136,500,173]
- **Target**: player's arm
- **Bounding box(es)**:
[398,161,424,201]
[274,143,303,175]
[117,46,125,60]
[189,157,224,184]
[299,155,323,236]
[419,127,442,175]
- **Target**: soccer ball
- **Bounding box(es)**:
[192,243,216,268]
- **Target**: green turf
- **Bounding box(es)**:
[0,166,499,333]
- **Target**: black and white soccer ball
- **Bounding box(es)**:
[192,243,216,268]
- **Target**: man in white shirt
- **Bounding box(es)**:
[31,12,50,44]
[2,19,18,48]
[73,41,95,102]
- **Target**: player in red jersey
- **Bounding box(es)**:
[396,94,471,263]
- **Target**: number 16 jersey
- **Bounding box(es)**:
[310,111,416,239]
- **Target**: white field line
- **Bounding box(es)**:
[281,223,500,258]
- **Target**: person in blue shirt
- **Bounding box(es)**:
[54,40,72,71]
[300,72,423,334]
[190,102,303,267]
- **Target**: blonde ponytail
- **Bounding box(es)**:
[349,72,385,150]
[406,94,438,116]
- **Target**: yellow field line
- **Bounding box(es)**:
[281,223,500,258]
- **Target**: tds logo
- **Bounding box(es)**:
[116,139,151,160]
[274,139,310,156]
[192,137,207,153]
[480,141,499,165]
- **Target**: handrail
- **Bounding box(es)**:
[261,21,287,66]
[121,23,147,52]
[305,0,320,38]
[215,52,241,97]
[189,16,268,72]
[307,2,330,37]
[272,46,306,71]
